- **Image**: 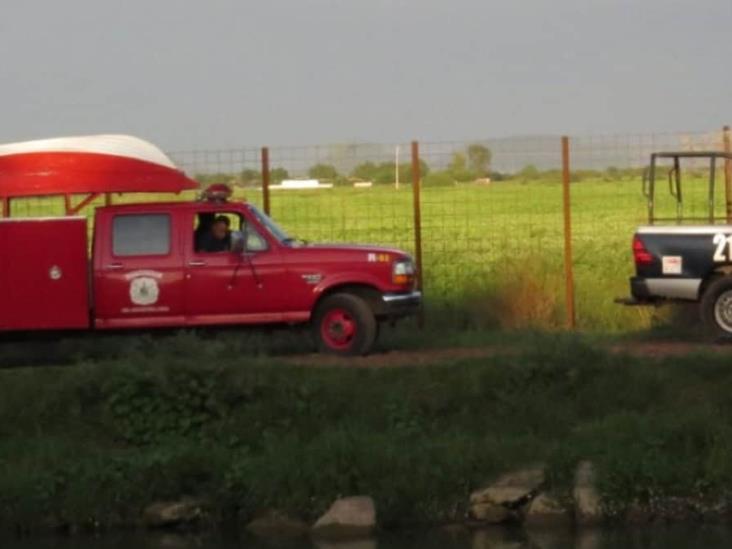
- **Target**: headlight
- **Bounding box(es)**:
[392,259,415,285]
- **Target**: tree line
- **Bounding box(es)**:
[196,143,650,187]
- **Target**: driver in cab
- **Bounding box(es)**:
[197,215,231,253]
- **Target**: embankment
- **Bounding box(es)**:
[1,333,731,533]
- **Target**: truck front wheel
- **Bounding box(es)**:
[701,276,732,338]
[313,293,377,356]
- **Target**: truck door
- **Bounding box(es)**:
[184,209,285,324]
[93,210,185,328]
[0,217,90,330]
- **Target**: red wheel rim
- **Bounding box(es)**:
[320,308,357,350]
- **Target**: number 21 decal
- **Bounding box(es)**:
[713,233,732,262]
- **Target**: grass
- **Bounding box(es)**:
[5,174,723,333]
[2,333,732,532]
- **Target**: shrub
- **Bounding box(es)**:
[4,331,732,530]
[308,164,339,181]
[604,167,621,181]
[450,168,477,182]
[467,144,492,177]
[351,161,379,181]
[240,168,262,186]
[423,171,454,187]
[269,167,289,184]
[458,257,564,330]
[516,164,540,180]
[352,161,431,185]
[447,152,476,182]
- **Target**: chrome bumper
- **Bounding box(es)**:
[381,291,422,318]
[630,276,701,302]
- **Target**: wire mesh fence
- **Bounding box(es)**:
[265,143,415,254]
[2,127,730,332]
[417,139,565,328]
[167,147,264,209]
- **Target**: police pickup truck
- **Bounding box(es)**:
[620,151,732,337]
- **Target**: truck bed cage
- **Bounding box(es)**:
[643,151,732,225]
[652,151,732,160]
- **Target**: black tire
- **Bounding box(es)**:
[312,293,377,356]
[700,276,732,339]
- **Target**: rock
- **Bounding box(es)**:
[648,496,697,522]
[625,501,653,525]
[142,498,205,528]
[573,461,602,525]
[470,467,546,508]
[246,509,309,538]
[312,496,376,539]
[469,501,512,524]
[523,493,571,527]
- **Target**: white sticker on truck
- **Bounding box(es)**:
[129,276,160,306]
[662,256,683,275]
[125,270,163,306]
[713,233,732,263]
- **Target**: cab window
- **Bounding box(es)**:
[193,212,268,253]
[113,214,171,256]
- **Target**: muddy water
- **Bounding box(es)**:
[4,525,732,549]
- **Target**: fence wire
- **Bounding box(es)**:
[418,139,564,328]
[2,128,730,332]
[266,143,415,253]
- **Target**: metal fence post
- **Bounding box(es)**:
[411,141,425,327]
[261,146,271,215]
[724,125,731,223]
[562,136,577,329]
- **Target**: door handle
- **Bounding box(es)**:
[107,263,124,270]
[188,260,207,267]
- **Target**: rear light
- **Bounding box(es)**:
[632,235,653,266]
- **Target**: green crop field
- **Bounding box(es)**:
[267,179,645,331]
[6,174,726,333]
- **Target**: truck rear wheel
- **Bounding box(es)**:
[313,293,377,356]
[700,276,732,338]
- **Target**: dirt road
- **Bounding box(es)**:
[286,340,732,368]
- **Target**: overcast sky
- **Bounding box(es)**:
[1,0,729,149]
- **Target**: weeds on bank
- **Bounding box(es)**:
[2,337,732,530]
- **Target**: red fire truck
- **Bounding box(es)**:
[0,135,421,355]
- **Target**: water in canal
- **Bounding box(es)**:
[4,525,732,549]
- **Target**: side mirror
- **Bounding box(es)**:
[230,230,246,254]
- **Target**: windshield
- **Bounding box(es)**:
[247,204,294,245]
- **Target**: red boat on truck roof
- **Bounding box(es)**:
[0,135,421,355]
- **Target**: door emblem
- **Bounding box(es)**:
[126,270,163,306]
[49,265,62,281]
